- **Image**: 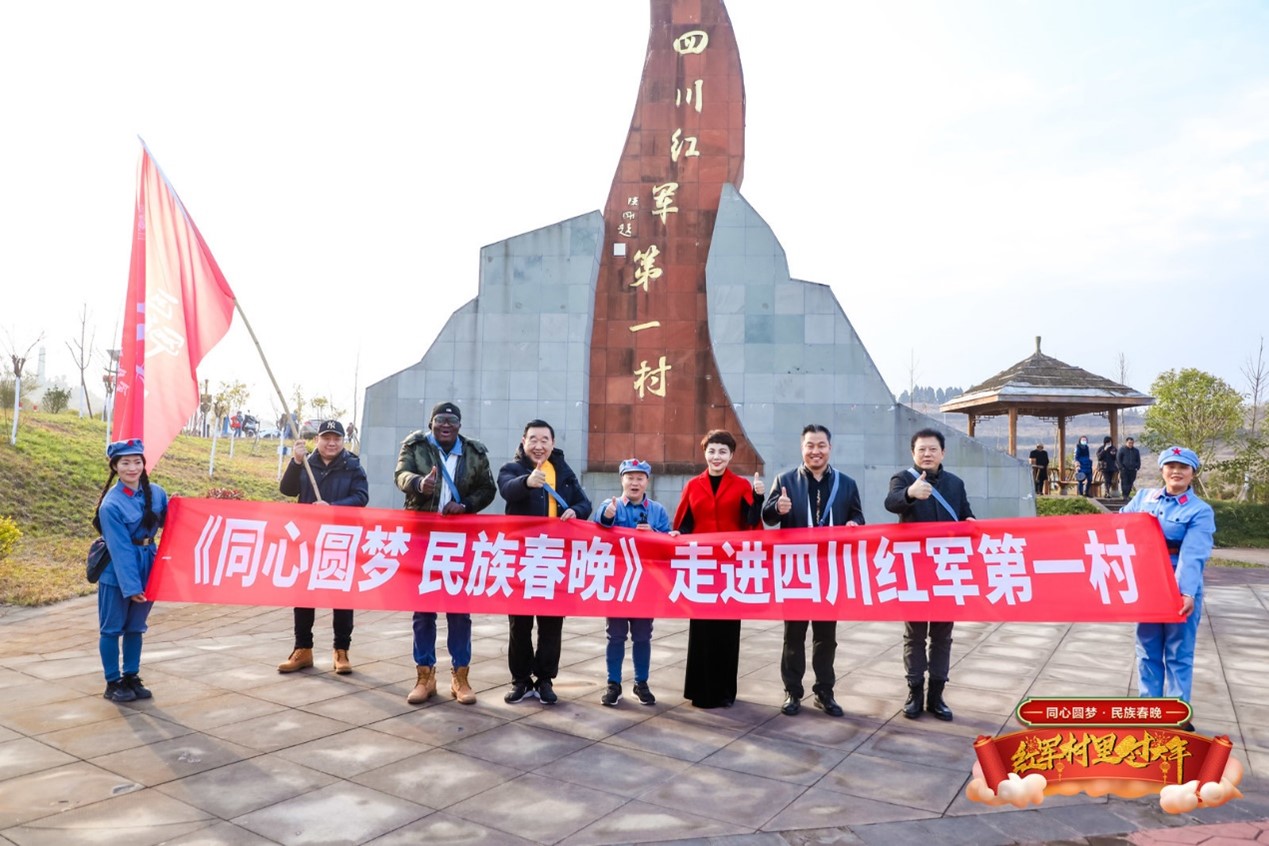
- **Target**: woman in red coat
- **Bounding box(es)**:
[673,430,764,708]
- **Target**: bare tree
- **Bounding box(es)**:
[1242,336,1266,438]
[1236,337,1267,501]
[65,303,95,418]
[907,348,919,407]
[3,330,46,445]
[1116,352,1131,435]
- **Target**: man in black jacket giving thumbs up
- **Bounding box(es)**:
[884,428,975,723]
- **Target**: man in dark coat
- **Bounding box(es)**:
[884,427,974,722]
[394,401,496,705]
[1117,436,1141,498]
[497,419,592,705]
[277,420,369,675]
[1028,443,1049,495]
[1097,437,1118,497]
[762,424,864,719]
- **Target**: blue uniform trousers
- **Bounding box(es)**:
[97,583,153,681]
[1136,594,1203,701]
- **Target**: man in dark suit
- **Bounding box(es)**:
[762,424,864,718]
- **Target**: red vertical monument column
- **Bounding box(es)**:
[588,0,762,475]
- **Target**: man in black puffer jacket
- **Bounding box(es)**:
[277,420,368,676]
[497,418,592,705]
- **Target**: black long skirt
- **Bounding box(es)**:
[683,618,741,708]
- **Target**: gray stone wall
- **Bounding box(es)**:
[361,212,602,510]
[705,185,1033,523]
[361,187,1034,521]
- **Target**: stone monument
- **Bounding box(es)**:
[362,0,1032,521]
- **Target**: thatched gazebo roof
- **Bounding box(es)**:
[939,338,1154,479]
[942,338,1153,419]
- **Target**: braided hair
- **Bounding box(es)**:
[92,456,160,534]
[91,468,117,534]
[138,469,159,531]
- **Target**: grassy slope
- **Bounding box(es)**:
[0,412,288,605]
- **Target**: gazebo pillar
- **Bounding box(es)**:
[1057,414,1067,494]
[1008,408,1018,456]
[1109,407,1119,446]
[967,414,976,437]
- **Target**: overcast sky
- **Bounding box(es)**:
[3,0,1267,425]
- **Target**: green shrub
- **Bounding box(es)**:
[1209,501,1269,549]
[1035,497,1103,516]
[0,515,20,562]
[42,387,73,415]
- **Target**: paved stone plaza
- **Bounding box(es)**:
[1,566,1266,845]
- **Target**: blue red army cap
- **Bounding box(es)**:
[1159,446,1200,470]
[106,439,145,460]
[431,402,461,421]
[317,420,345,437]
[619,458,652,476]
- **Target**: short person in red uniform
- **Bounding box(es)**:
[673,430,764,708]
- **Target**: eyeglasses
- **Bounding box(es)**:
[433,414,460,426]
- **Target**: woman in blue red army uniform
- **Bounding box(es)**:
[1120,446,1215,729]
[93,439,168,702]
[673,430,764,708]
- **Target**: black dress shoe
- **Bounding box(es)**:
[781,693,801,716]
[813,690,844,717]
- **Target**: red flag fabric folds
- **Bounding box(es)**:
[113,143,235,468]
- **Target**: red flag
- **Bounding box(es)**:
[113,142,236,468]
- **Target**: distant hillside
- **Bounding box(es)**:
[0,413,289,605]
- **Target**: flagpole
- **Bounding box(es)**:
[232,299,324,502]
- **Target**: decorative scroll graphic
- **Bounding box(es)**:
[968,722,1245,814]
[151,499,1187,623]
[589,0,760,474]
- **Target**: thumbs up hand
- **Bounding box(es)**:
[527,460,547,489]
[604,497,618,520]
[908,471,933,501]
[752,472,766,497]
[418,465,439,495]
[776,486,792,515]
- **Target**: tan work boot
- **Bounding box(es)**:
[278,648,313,673]
[451,666,477,705]
[333,649,352,675]
[407,665,437,704]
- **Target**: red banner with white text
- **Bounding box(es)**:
[148,498,1183,622]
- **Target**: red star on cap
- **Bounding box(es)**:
[1172,448,1182,455]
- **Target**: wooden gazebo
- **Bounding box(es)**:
[940,338,1154,482]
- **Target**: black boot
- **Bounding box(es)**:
[903,683,923,719]
[926,679,953,721]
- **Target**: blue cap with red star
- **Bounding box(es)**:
[619,458,652,476]
[106,439,145,461]
[1158,446,1199,470]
